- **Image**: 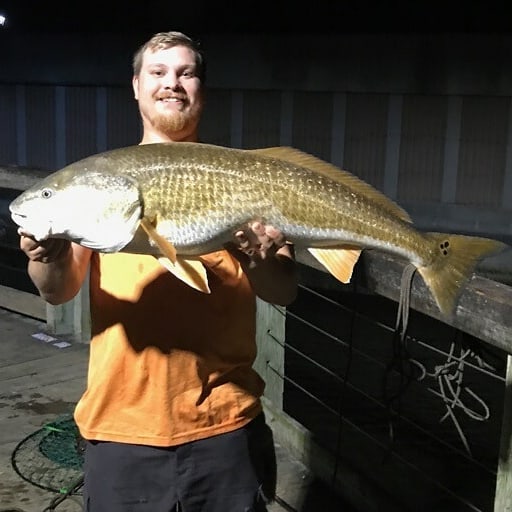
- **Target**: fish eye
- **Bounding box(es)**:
[41,188,53,199]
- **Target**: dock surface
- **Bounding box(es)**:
[0,302,352,512]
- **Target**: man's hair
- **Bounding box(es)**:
[132,31,206,82]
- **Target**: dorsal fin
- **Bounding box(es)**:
[248,147,412,223]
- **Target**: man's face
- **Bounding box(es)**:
[132,45,203,140]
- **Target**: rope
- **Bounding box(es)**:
[382,264,494,457]
[421,334,493,456]
[395,262,417,342]
[383,263,419,454]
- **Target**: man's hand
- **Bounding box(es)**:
[228,221,288,268]
[225,221,297,306]
[18,229,92,305]
[18,229,72,263]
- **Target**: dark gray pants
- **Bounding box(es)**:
[82,413,277,512]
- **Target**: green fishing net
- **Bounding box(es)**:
[10,414,84,495]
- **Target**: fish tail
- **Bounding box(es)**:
[417,233,507,317]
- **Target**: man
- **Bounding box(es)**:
[19,31,298,511]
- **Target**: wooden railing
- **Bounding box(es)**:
[256,248,512,512]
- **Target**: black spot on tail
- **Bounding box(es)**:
[439,240,450,256]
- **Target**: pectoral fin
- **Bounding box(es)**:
[140,216,177,264]
[308,246,362,284]
[157,256,211,294]
[139,217,210,293]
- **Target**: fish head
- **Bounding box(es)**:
[9,167,142,252]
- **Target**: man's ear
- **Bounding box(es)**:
[132,75,139,100]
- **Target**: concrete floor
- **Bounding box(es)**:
[0,301,352,512]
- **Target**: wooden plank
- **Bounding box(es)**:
[0,284,46,320]
[296,248,512,352]
[0,350,88,381]
[0,166,50,190]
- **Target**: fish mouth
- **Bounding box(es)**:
[10,212,26,226]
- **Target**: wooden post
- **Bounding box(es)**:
[46,300,76,336]
[254,298,286,410]
[45,268,91,343]
[495,354,512,511]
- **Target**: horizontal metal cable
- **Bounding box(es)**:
[266,361,491,511]
[266,308,500,475]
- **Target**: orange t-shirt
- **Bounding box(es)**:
[74,250,265,447]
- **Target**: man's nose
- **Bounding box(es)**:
[163,73,180,89]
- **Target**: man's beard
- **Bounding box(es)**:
[152,104,202,136]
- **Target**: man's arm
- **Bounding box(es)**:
[19,231,93,305]
[226,222,298,306]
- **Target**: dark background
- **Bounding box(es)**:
[1,4,511,511]
[0,0,510,37]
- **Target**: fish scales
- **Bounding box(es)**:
[119,144,424,259]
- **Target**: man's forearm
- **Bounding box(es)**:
[28,245,91,305]
[244,246,298,306]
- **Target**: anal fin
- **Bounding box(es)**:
[308,246,362,284]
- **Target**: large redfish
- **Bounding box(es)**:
[9,141,507,317]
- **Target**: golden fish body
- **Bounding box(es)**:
[9,142,507,317]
